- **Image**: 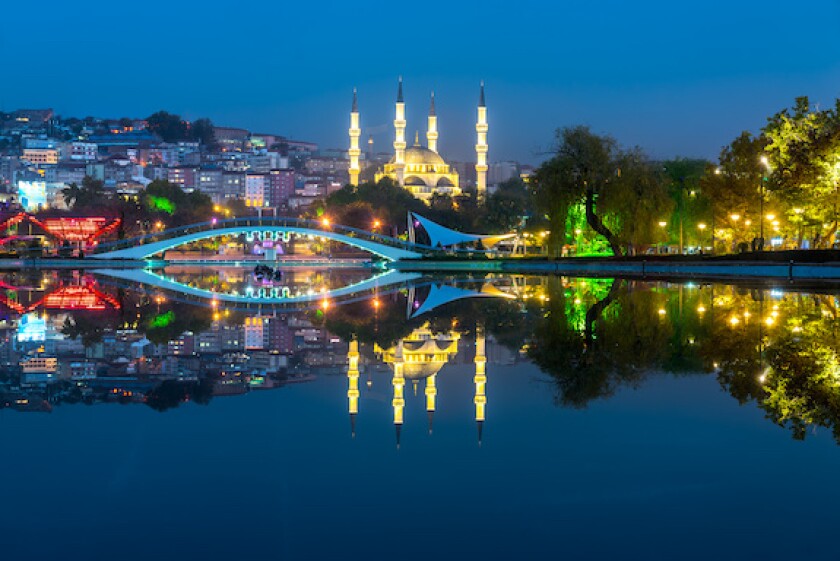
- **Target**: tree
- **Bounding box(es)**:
[62,176,106,210]
[700,132,768,250]
[663,158,710,251]
[141,179,213,226]
[190,118,216,147]
[534,126,668,256]
[600,149,673,254]
[146,111,189,142]
[484,178,533,233]
[763,96,840,246]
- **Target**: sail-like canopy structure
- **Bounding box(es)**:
[410,213,515,248]
[410,283,516,319]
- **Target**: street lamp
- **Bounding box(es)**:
[657,221,667,254]
[698,223,707,253]
[759,156,772,249]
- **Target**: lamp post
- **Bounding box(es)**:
[658,221,667,254]
[760,156,771,250]
[698,222,707,253]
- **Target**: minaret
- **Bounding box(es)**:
[425,373,437,434]
[347,337,360,437]
[392,340,406,448]
[393,77,407,186]
[348,88,361,186]
[474,323,487,445]
[475,81,488,202]
[427,91,438,153]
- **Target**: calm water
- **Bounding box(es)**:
[2,268,840,560]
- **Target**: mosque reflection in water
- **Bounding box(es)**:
[2,268,840,446]
[348,321,486,445]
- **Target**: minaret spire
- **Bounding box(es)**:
[393,77,407,185]
[348,88,361,186]
[474,322,487,446]
[475,81,488,202]
[425,373,437,435]
[347,337,360,438]
[427,91,438,153]
[392,339,406,449]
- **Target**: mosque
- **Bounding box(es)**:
[348,78,489,202]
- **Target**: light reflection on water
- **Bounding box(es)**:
[2,268,840,559]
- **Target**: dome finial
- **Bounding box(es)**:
[414,130,420,146]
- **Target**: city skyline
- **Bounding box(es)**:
[3,0,839,164]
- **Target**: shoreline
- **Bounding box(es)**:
[390,258,840,282]
[4,256,840,283]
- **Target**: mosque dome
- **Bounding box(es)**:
[397,146,446,166]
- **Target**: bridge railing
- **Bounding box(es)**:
[93,216,438,255]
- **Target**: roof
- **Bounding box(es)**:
[393,146,445,166]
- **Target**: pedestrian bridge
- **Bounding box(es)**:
[89,217,428,261]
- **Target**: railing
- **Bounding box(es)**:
[93,216,439,255]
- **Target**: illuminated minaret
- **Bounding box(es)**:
[474,323,487,445]
[348,88,361,186]
[347,337,360,438]
[426,91,438,153]
[475,81,488,202]
[392,340,406,448]
[393,77,407,186]
[425,374,437,434]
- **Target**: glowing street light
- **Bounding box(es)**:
[322,217,331,227]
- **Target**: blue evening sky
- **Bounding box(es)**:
[3,0,839,164]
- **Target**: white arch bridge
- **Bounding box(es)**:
[89,217,430,261]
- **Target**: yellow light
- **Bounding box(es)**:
[729,316,740,326]
[765,317,775,326]
[574,228,582,235]
[743,311,750,318]
[745,220,752,226]
[573,298,581,305]
[729,214,740,221]
[322,218,330,227]
[658,221,667,227]
[766,214,775,221]
[373,220,381,228]
[658,308,666,316]
[698,223,707,230]
[321,299,330,310]
[697,305,706,313]
[372,298,380,309]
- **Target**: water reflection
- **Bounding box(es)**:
[2,268,840,445]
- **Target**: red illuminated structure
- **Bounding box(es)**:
[0,212,121,248]
[0,276,121,314]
